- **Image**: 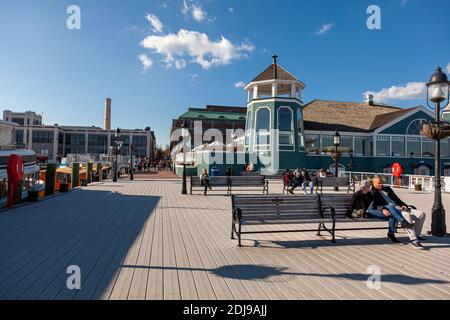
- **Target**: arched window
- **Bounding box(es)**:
[406,119,426,135]
[277,107,293,148]
[255,107,271,150]
[297,108,304,149]
[245,110,253,146]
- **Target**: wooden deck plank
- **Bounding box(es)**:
[1,180,449,300]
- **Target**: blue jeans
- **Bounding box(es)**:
[302,181,314,194]
[367,204,405,233]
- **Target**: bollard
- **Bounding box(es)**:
[97,162,103,182]
[45,163,57,196]
[86,162,93,184]
[72,163,80,188]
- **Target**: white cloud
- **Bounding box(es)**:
[141,29,254,70]
[138,54,153,71]
[190,73,198,80]
[234,81,246,88]
[364,82,427,102]
[182,1,213,23]
[146,13,163,33]
[175,59,186,69]
[228,7,234,13]
[192,4,206,22]
[401,0,408,7]
[315,23,334,36]
[447,63,450,74]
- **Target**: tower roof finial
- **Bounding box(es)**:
[272,55,278,65]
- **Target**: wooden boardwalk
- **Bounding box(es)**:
[1,180,450,300]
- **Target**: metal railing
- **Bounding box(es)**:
[340,171,450,193]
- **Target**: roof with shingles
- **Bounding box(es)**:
[250,63,299,82]
[303,99,418,132]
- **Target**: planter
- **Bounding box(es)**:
[421,122,450,140]
[59,183,69,193]
[414,184,423,192]
[27,190,39,202]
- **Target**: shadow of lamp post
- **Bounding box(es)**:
[421,67,450,237]
[129,144,134,181]
[331,130,342,191]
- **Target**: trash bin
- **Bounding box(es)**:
[414,184,422,192]
[210,167,219,177]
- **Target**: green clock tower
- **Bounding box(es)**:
[243,55,307,172]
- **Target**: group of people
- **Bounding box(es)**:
[284,168,315,194]
[350,175,427,249]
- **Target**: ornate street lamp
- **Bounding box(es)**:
[129,144,134,181]
[181,120,189,195]
[332,130,342,191]
[113,127,121,182]
[422,67,450,236]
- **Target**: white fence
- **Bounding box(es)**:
[340,171,450,193]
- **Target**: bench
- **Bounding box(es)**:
[316,177,355,194]
[318,193,407,234]
[240,171,261,177]
[229,176,268,195]
[230,194,336,246]
[190,176,229,195]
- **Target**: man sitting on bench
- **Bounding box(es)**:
[370,175,426,249]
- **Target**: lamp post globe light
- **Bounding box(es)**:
[333,130,341,191]
[181,120,189,195]
[424,67,450,237]
[113,127,121,183]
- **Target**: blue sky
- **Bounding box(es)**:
[1,0,449,146]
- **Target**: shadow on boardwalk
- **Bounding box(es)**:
[0,188,159,300]
[121,264,449,286]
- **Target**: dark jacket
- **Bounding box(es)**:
[347,190,373,217]
[370,186,407,211]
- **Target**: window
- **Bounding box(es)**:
[297,108,304,149]
[341,135,353,152]
[244,110,252,146]
[376,135,390,156]
[442,138,450,158]
[305,134,320,154]
[422,137,434,157]
[255,107,271,150]
[16,130,24,143]
[354,136,370,156]
[321,135,334,154]
[407,119,426,135]
[32,131,54,143]
[277,107,293,147]
[391,136,405,157]
[407,137,420,157]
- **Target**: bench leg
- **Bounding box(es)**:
[331,221,336,243]
[230,222,236,239]
[316,223,322,236]
[237,223,242,247]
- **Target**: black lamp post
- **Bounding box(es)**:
[129,144,134,181]
[425,67,449,237]
[113,127,121,182]
[181,120,189,195]
[332,130,341,191]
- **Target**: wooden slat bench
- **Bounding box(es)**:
[190,176,229,195]
[230,194,336,246]
[316,177,355,194]
[229,176,269,195]
[318,193,405,234]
